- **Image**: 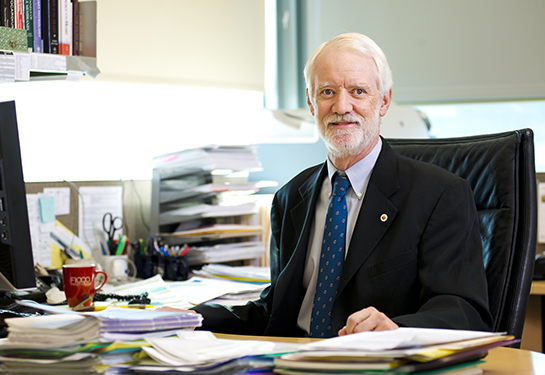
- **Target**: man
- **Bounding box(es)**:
[193,33,493,337]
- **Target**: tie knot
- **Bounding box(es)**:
[332,173,350,197]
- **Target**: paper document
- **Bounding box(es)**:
[78,186,123,250]
[167,276,267,305]
[305,327,506,352]
[193,264,270,283]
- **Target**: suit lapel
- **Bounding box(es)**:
[338,141,401,294]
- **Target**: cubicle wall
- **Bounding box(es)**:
[25,180,151,243]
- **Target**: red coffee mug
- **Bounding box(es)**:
[62,263,107,308]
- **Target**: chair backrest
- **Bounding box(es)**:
[387,129,537,341]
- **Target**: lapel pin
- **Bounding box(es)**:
[380,214,388,222]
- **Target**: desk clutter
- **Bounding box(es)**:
[0,268,271,373]
[0,266,515,374]
[0,310,516,375]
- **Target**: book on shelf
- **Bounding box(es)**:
[14,0,21,29]
[23,0,32,51]
[31,0,40,51]
[58,0,70,54]
[0,0,81,55]
[75,0,94,57]
[1,0,14,28]
[40,0,49,52]
[48,0,58,53]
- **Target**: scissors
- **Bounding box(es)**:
[102,212,123,254]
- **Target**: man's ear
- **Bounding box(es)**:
[379,89,392,117]
[306,88,315,116]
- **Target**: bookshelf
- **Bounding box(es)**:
[0,0,99,81]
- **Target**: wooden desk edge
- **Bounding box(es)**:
[213,333,315,344]
[531,280,545,295]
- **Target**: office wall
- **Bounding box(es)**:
[93,0,265,91]
[315,0,545,104]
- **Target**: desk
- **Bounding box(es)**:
[215,334,545,374]
[521,280,545,352]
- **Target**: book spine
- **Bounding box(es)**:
[58,0,70,55]
[71,0,77,55]
[40,0,48,52]
[0,1,4,27]
[32,0,40,52]
[23,0,32,51]
[48,0,57,53]
[15,0,21,28]
[7,0,15,27]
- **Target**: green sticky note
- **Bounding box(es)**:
[39,196,56,223]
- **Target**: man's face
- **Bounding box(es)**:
[307,47,391,160]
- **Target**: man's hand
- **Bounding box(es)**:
[338,306,398,336]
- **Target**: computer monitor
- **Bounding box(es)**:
[0,101,35,290]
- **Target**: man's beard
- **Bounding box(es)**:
[318,114,379,159]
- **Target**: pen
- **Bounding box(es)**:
[80,304,155,311]
[115,234,126,255]
[100,241,108,255]
[179,244,189,256]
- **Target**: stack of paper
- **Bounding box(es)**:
[0,308,203,373]
[152,145,263,172]
[3,308,203,347]
[0,338,144,374]
[184,241,266,265]
[274,328,516,374]
[117,328,515,374]
[160,224,263,242]
[161,202,259,224]
[114,330,303,374]
[159,181,273,203]
[168,276,268,306]
[193,263,270,283]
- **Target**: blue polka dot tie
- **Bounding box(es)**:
[310,172,350,337]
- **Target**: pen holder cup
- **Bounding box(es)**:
[133,253,157,279]
[101,255,137,282]
[159,256,189,281]
[133,253,189,281]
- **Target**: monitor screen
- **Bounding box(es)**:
[0,101,35,290]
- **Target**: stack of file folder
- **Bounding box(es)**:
[0,308,203,373]
[115,328,515,374]
[273,328,516,374]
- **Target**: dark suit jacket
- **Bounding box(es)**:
[193,139,493,336]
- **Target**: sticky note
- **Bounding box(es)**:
[39,196,56,223]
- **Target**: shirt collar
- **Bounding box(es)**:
[326,137,382,199]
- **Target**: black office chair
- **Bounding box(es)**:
[387,129,537,344]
